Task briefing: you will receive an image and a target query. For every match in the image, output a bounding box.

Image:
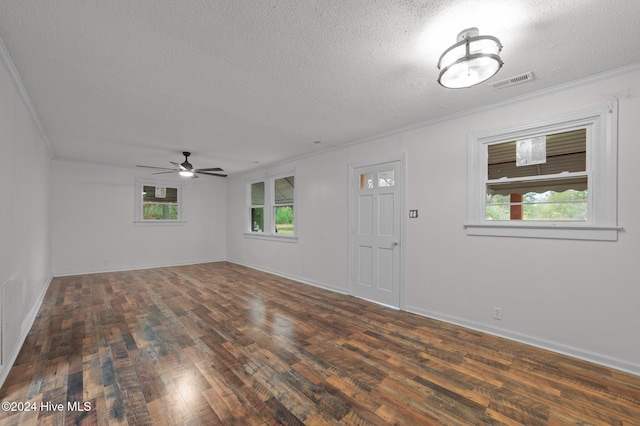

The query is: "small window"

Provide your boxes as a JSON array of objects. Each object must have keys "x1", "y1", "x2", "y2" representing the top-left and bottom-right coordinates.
[
  {"x1": 466, "y1": 101, "x2": 619, "y2": 240},
  {"x1": 135, "y1": 179, "x2": 184, "y2": 224},
  {"x1": 142, "y1": 185, "x2": 179, "y2": 220}
]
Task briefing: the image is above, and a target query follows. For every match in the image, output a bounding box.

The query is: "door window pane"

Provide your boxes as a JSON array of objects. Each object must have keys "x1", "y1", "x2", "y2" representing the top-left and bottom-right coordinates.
[
  {"x1": 378, "y1": 170, "x2": 395, "y2": 187},
  {"x1": 360, "y1": 173, "x2": 373, "y2": 189}
]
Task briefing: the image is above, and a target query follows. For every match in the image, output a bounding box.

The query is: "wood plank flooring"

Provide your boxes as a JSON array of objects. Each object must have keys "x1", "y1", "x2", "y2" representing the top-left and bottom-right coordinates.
[{"x1": 1, "y1": 262, "x2": 639, "y2": 425}]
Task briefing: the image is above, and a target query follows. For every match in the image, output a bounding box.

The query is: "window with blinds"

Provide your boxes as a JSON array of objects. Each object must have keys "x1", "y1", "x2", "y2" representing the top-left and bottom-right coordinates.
[
  {"x1": 466, "y1": 101, "x2": 618, "y2": 240},
  {"x1": 134, "y1": 179, "x2": 184, "y2": 225},
  {"x1": 486, "y1": 129, "x2": 588, "y2": 221},
  {"x1": 247, "y1": 173, "x2": 296, "y2": 237},
  {"x1": 142, "y1": 185, "x2": 180, "y2": 220},
  {"x1": 250, "y1": 181, "x2": 265, "y2": 232}
]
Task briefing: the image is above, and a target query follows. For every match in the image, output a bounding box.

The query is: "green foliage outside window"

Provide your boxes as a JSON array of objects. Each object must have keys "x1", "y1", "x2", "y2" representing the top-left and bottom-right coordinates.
[
  {"x1": 486, "y1": 190, "x2": 587, "y2": 221},
  {"x1": 275, "y1": 206, "x2": 294, "y2": 234},
  {"x1": 251, "y1": 207, "x2": 264, "y2": 232},
  {"x1": 143, "y1": 204, "x2": 179, "y2": 220}
]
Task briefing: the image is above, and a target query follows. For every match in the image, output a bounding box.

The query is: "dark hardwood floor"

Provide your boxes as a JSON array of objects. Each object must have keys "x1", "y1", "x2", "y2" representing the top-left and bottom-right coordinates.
[{"x1": 1, "y1": 262, "x2": 639, "y2": 425}]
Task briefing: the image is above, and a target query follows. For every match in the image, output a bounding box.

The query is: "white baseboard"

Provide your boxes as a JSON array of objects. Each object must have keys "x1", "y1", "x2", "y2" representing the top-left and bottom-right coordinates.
[
  {"x1": 226, "y1": 259, "x2": 348, "y2": 295},
  {"x1": 53, "y1": 258, "x2": 226, "y2": 277},
  {"x1": 405, "y1": 305, "x2": 640, "y2": 377},
  {"x1": 227, "y1": 260, "x2": 639, "y2": 376},
  {"x1": 0, "y1": 274, "x2": 53, "y2": 388}
]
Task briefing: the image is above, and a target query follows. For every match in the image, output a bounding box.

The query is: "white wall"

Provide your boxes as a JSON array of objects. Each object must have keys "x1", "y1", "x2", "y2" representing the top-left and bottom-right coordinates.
[
  {"x1": 0, "y1": 55, "x2": 52, "y2": 383},
  {"x1": 227, "y1": 66, "x2": 640, "y2": 374},
  {"x1": 227, "y1": 155, "x2": 349, "y2": 293},
  {"x1": 51, "y1": 161, "x2": 227, "y2": 275}
]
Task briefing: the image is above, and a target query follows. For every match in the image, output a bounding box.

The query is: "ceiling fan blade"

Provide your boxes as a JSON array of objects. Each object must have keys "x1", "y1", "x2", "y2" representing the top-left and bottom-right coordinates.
[
  {"x1": 169, "y1": 161, "x2": 186, "y2": 170},
  {"x1": 152, "y1": 170, "x2": 177, "y2": 175},
  {"x1": 197, "y1": 171, "x2": 228, "y2": 177},
  {"x1": 136, "y1": 165, "x2": 176, "y2": 171},
  {"x1": 195, "y1": 167, "x2": 224, "y2": 172}
]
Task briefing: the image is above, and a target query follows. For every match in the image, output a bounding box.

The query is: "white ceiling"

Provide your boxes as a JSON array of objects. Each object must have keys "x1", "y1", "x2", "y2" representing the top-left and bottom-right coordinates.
[{"x1": 1, "y1": 0, "x2": 639, "y2": 175}]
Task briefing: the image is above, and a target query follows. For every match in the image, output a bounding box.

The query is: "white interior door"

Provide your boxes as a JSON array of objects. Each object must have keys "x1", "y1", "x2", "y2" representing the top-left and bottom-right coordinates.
[{"x1": 350, "y1": 160, "x2": 402, "y2": 308}]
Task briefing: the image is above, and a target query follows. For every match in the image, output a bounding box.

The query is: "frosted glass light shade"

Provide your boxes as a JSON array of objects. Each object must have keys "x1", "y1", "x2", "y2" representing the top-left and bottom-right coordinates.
[{"x1": 437, "y1": 28, "x2": 503, "y2": 89}]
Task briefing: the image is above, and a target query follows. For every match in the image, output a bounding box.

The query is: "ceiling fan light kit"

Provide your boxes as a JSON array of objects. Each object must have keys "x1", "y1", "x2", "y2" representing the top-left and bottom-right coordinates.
[
  {"x1": 176, "y1": 152, "x2": 196, "y2": 177},
  {"x1": 437, "y1": 27, "x2": 503, "y2": 89}
]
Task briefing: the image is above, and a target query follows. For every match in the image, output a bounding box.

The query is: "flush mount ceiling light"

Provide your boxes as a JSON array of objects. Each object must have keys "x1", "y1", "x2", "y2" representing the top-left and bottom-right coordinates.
[{"x1": 437, "y1": 27, "x2": 503, "y2": 89}]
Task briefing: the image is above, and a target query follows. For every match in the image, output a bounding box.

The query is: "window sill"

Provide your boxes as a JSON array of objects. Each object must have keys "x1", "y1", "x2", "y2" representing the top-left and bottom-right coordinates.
[
  {"x1": 134, "y1": 220, "x2": 186, "y2": 226},
  {"x1": 464, "y1": 223, "x2": 621, "y2": 241},
  {"x1": 243, "y1": 233, "x2": 298, "y2": 243}
]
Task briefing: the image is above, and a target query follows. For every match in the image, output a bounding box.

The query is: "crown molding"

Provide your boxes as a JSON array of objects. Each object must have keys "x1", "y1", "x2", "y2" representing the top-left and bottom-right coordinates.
[{"x1": 0, "y1": 36, "x2": 54, "y2": 158}]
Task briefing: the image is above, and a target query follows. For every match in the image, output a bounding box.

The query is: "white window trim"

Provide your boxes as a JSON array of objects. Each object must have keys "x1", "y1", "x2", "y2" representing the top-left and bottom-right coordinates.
[
  {"x1": 465, "y1": 100, "x2": 620, "y2": 241},
  {"x1": 244, "y1": 170, "x2": 297, "y2": 241},
  {"x1": 134, "y1": 178, "x2": 185, "y2": 225}
]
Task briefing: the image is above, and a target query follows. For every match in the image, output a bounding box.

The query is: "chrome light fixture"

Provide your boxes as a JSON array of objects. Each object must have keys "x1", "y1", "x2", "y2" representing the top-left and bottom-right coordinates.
[{"x1": 437, "y1": 27, "x2": 503, "y2": 89}]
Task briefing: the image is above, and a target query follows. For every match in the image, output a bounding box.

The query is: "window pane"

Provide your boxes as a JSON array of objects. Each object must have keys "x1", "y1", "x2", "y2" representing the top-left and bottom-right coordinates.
[
  {"x1": 143, "y1": 185, "x2": 178, "y2": 203},
  {"x1": 251, "y1": 207, "x2": 264, "y2": 232},
  {"x1": 143, "y1": 203, "x2": 178, "y2": 220},
  {"x1": 251, "y1": 182, "x2": 265, "y2": 205},
  {"x1": 486, "y1": 189, "x2": 588, "y2": 221},
  {"x1": 275, "y1": 205, "x2": 294, "y2": 234},
  {"x1": 360, "y1": 173, "x2": 373, "y2": 189},
  {"x1": 485, "y1": 199, "x2": 511, "y2": 220},
  {"x1": 378, "y1": 170, "x2": 395, "y2": 187},
  {"x1": 275, "y1": 176, "x2": 294, "y2": 204},
  {"x1": 488, "y1": 129, "x2": 586, "y2": 180}
]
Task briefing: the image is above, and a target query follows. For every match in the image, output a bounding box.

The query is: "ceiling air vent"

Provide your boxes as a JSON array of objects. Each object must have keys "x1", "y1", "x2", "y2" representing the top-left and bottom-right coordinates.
[{"x1": 489, "y1": 71, "x2": 535, "y2": 89}]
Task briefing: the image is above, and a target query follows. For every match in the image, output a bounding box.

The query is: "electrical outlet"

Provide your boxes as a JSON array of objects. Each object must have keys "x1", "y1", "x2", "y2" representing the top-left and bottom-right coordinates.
[{"x1": 493, "y1": 306, "x2": 503, "y2": 320}]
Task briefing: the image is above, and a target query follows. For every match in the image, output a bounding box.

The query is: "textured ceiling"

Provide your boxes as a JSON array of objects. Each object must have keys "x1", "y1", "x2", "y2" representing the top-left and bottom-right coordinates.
[{"x1": 1, "y1": 0, "x2": 639, "y2": 174}]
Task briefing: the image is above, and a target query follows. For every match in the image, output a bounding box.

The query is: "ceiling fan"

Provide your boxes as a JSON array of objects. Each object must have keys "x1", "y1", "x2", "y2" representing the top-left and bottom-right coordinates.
[{"x1": 137, "y1": 152, "x2": 227, "y2": 178}]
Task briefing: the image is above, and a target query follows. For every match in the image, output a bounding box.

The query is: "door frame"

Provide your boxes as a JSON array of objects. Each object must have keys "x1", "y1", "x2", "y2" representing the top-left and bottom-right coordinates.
[{"x1": 347, "y1": 153, "x2": 407, "y2": 310}]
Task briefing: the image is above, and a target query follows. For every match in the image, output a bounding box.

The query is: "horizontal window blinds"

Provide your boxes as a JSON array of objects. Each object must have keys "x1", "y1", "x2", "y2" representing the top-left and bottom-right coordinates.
[
  {"x1": 487, "y1": 129, "x2": 587, "y2": 195},
  {"x1": 251, "y1": 182, "x2": 265, "y2": 205},
  {"x1": 488, "y1": 129, "x2": 586, "y2": 179}
]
